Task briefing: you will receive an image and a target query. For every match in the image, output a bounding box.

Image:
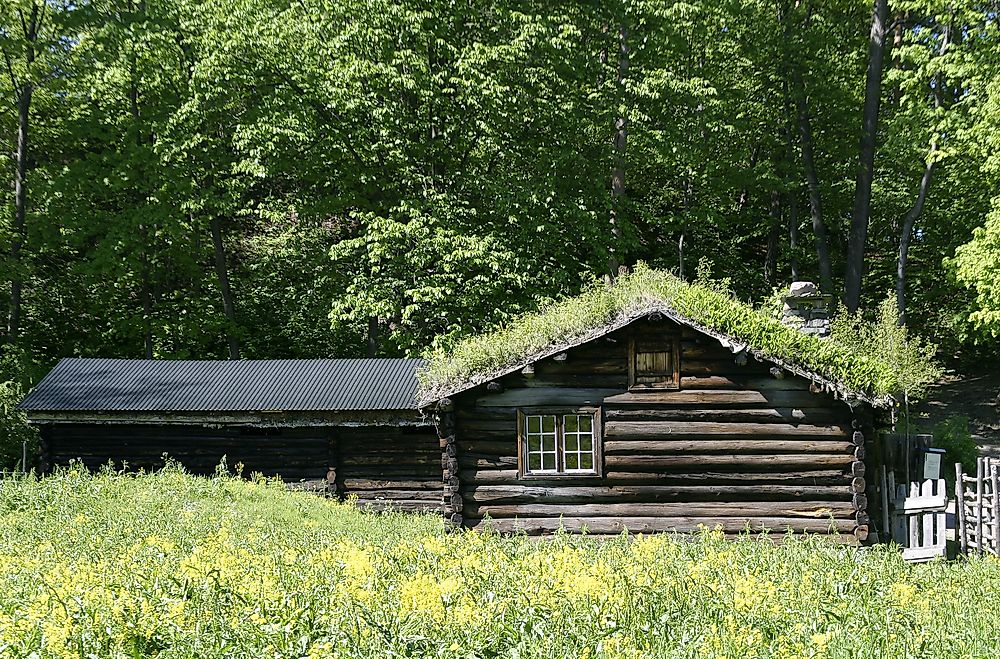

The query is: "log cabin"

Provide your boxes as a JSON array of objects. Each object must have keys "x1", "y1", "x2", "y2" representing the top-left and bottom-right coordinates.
[
  {"x1": 418, "y1": 276, "x2": 895, "y2": 545},
  {"x1": 18, "y1": 358, "x2": 442, "y2": 511},
  {"x1": 19, "y1": 271, "x2": 901, "y2": 544}
]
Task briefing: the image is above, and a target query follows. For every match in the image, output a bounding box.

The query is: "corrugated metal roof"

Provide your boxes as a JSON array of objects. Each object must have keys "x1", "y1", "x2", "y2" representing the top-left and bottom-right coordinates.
[{"x1": 18, "y1": 358, "x2": 426, "y2": 412}]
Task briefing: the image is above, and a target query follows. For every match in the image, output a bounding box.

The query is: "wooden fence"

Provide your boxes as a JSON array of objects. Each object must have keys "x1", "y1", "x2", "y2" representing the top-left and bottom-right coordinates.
[
  {"x1": 956, "y1": 456, "x2": 1000, "y2": 556},
  {"x1": 885, "y1": 469, "x2": 948, "y2": 562}
]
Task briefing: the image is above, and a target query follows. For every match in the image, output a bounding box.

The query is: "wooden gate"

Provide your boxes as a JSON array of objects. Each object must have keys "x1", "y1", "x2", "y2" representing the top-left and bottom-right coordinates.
[
  {"x1": 888, "y1": 474, "x2": 948, "y2": 562},
  {"x1": 955, "y1": 457, "x2": 1000, "y2": 556}
]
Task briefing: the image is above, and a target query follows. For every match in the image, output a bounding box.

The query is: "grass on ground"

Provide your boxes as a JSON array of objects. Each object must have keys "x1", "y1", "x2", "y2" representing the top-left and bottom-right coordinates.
[{"x1": 0, "y1": 466, "x2": 998, "y2": 658}]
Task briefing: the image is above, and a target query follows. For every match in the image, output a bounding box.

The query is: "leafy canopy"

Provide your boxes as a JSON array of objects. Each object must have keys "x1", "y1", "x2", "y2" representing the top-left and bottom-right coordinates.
[{"x1": 419, "y1": 264, "x2": 940, "y2": 405}]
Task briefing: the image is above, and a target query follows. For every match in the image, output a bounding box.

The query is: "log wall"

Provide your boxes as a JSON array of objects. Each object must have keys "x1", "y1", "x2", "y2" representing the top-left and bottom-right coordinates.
[
  {"x1": 452, "y1": 317, "x2": 869, "y2": 543},
  {"x1": 41, "y1": 422, "x2": 443, "y2": 511},
  {"x1": 337, "y1": 425, "x2": 443, "y2": 511}
]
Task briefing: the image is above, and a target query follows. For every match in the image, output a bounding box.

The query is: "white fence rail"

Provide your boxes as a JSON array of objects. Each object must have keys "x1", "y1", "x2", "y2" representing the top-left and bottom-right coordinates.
[{"x1": 889, "y1": 475, "x2": 948, "y2": 562}]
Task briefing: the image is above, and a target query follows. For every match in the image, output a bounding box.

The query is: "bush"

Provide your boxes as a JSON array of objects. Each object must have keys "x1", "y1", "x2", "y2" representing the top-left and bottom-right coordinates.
[
  {"x1": 933, "y1": 415, "x2": 979, "y2": 478},
  {"x1": 0, "y1": 380, "x2": 37, "y2": 471}
]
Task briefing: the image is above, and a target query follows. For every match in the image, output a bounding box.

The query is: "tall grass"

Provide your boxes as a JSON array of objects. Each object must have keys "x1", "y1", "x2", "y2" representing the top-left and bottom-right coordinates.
[
  {"x1": 418, "y1": 264, "x2": 938, "y2": 405},
  {"x1": 0, "y1": 466, "x2": 997, "y2": 658}
]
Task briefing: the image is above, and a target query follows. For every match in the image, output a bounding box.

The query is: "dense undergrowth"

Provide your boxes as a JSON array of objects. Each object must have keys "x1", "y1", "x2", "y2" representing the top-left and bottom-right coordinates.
[
  {"x1": 0, "y1": 466, "x2": 997, "y2": 658},
  {"x1": 419, "y1": 264, "x2": 940, "y2": 405}
]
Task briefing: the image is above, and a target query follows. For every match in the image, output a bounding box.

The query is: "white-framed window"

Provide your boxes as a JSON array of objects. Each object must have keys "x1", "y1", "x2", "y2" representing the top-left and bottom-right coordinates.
[{"x1": 518, "y1": 409, "x2": 600, "y2": 477}]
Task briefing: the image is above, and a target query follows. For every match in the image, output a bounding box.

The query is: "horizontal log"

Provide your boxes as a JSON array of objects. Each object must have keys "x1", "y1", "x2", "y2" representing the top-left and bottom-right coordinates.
[
  {"x1": 468, "y1": 500, "x2": 856, "y2": 519},
  {"x1": 471, "y1": 516, "x2": 857, "y2": 535},
  {"x1": 604, "y1": 454, "x2": 855, "y2": 471},
  {"x1": 603, "y1": 440, "x2": 855, "y2": 455},
  {"x1": 337, "y1": 467, "x2": 442, "y2": 478},
  {"x1": 476, "y1": 388, "x2": 622, "y2": 407},
  {"x1": 603, "y1": 407, "x2": 844, "y2": 425},
  {"x1": 604, "y1": 421, "x2": 847, "y2": 439},
  {"x1": 340, "y1": 455, "x2": 441, "y2": 466},
  {"x1": 602, "y1": 390, "x2": 837, "y2": 408},
  {"x1": 459, "y1": 468, "x2": 853, "y2": 486},
  {"x1": 458, "y1": 454, "x2": 518, "y2": 469},
  {"x1": 678, "y1": 376, "x2": 811, "y2": 390},
  {"x1": 342, "y1": 478, "x2": 443, "y2": 491},
  {"x1": 343, "y1": 489, "x2": 442, "y2": 501},
  {"x1": 464, "y1": 484, "x2": 856, "y2": 505},
  {"x1": 458, "y1": 440, "x2": 515, "y2": 455},
  {"x1": 681, "y1": 362, "x2": 771, "y2": 377},
  {"x1": 513, "y1": 375, "x2": 629, "y2": 389},
  {"x1": 353, "y1": 500, "x2": 442, "y2": 511}
]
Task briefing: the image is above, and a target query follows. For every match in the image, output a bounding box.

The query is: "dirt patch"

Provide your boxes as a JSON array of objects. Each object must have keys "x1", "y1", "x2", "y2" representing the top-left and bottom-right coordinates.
[{"x1": 914, "y1": 368, "x2": 1000, "y2": 455}]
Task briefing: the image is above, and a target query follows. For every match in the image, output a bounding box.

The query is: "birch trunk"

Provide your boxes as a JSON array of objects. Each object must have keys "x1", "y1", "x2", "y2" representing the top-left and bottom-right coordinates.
[{"x1": 608, "y1": 21, "x2": 628, "y2": 278}]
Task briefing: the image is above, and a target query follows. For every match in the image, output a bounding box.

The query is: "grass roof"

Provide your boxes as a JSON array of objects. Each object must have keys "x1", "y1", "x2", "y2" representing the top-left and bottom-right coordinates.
[{"x1": 417, "y1": 264, "x2": 938, "y2": 407}]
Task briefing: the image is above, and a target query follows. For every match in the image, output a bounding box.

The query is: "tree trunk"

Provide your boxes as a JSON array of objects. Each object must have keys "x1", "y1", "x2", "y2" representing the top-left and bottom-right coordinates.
[
  {"x1": 788, "y1": 197, "x2": 800, "y2": 281},
  {"x1": 792, "y1": 69, "x2": 834, "y2": 294},
  {"x1": 209, "y1": 216, "x2": 240, "y2": 359},
  {"x1": 897, "y1": 20, "x2": 949, "y2": 326},
  {"x1": 765, "y1": 192, "x2": 781, "y2": 287},
  {"x1": 608, "y1": 21, "x2": 628, "y2": 279},
  {"x1": 130, "y1": 24, "x2": 154, "y2": 359},
  {"x1": 845, "y1": 0, "x2": 890, "y2": 313},
  {"x1": 6, "y1": 2, "x2": 43, "y2": 343},
  {"x1": 9, "y1": 79, "x2": 32, "y2": 342},
  {"x1": 896, "y1": 156, "x2": 936, "y2": 326},
  {"x1": 366, "y1": 316, "x2": 379, "y2": 358}
]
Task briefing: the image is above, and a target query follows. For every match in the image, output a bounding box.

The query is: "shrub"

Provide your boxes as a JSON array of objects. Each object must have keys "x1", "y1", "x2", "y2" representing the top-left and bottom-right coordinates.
[
  {"x1": 933, "y1": 415, "x2": 979, "y2": 477},
  {"x1": 0, "y1": 380, "x2": 37, "y2": 471}
]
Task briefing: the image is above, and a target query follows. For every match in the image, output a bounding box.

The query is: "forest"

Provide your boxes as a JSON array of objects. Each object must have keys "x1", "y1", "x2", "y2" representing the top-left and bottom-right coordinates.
[{"x1": 2, "y1": 0, "x2": 999, "y2": 398}]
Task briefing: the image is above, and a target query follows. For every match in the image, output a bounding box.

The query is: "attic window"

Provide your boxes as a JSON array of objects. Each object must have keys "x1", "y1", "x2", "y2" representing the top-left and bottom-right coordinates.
[
  {"x1": 517, "y1": 409, "x2": 601, "y2": 478},
  {"x1": 628, "y1": 337, "x2": 680, "y2": 390}
]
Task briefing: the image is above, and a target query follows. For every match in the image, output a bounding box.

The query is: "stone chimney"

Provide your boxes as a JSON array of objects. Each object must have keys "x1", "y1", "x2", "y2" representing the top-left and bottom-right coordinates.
[{"x1": 781, "y1": 281, "x2": 832, "y2": 338}]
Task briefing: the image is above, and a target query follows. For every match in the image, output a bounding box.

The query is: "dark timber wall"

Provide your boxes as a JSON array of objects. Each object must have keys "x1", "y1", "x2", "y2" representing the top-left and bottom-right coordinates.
[
  {"x1": 448, "y1": 317, "x2": 870, "y2": 543},
  {"x1": 41, "y1": 422, "x2": 442, "y2": 512}
]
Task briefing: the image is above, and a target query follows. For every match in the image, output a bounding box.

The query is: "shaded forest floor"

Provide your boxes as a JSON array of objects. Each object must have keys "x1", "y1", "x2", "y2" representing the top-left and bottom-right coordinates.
[{"x1": 916, "y1": 367, "x2": 1000, "y2": 456}]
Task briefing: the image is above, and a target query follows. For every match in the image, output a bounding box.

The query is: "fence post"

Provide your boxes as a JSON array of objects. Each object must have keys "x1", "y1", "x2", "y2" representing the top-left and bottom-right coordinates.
[
  {"x1": 956, "y1": 462, "x2": 968, "y2": 555},
  {"x1": 992, "y1": 463, "x2": 1000, "y2": 556},
  {"x1": 977, "y1": 458, "x2": 985, "y2": 554}
]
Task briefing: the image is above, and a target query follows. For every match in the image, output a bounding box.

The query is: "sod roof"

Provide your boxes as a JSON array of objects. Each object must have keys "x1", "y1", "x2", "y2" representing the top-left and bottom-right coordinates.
[{"x1": 417, "y1": 266, "x2": 912, "y2": 409}]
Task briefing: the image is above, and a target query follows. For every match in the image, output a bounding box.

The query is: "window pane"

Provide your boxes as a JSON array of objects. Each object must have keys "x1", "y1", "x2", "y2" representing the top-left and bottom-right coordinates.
[
  {"x1": 579, "y1": 416, "x2": 592, "y2": 432},
  {"x1": 528, "y1": 436, "x2": 541, "y2": 453},
  {"x1": 542, "y1": 415, "x2": 556, "y2": 433},
  {"x1": 565, "y1": 415, "x2": 578, "y2": 433},
  {"x1": 564, "y1": 432, "x2": 580, "y2": 453},
  {"x1": 542, "y1": 452, "x2": 555, "y2": 471},
  {"x1": 580, "y1": 435, "x2": 593, "y2": 452},
  {"x1": 580, "y1": 453, "x2": 593, "y2": 470},
  {"x1": 527, "y1": 416, "x2": 540, "y2": 433},
  {"x1": 565, "y1": 454, "x2": 579, "y2": 470},
  {"x1": 529, "y1": 454, "x2": 541, "y2": 471}
]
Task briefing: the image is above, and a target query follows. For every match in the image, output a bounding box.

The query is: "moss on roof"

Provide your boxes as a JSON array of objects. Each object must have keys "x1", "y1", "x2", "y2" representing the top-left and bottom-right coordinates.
[{"x1": 417, "y1": 265, "x2": 937, "y2": 407}]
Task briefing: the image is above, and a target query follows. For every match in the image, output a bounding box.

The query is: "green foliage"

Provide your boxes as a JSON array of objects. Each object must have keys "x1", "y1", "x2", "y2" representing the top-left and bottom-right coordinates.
[
  {"x1": 0, "y1": 380, "x2": 36, "y2": 470},
  {"x1": 932, "y1": 415, "x2": 979, "y2": 477},
  {"x1": 950, "y1": 206, "x2": 1000, "y2": 338},
  {"x1": 2, "y1": 467, "x2": 1000, "y2": 657},
  {"x1": 830, "y1": 296, "x2": 943, "y2": 402},
  {"x1": 420, "y1": 264, "x2": 941, "y2": 404},
  {"x1": 0, "y1": 0, "x2": 998, "y2": 393}
]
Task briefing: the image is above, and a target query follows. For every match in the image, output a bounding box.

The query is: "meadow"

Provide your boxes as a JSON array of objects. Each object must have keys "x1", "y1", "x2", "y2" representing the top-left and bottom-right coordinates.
[{"x1": 0, "y1": 466, "x2": 998, "y2": 658}]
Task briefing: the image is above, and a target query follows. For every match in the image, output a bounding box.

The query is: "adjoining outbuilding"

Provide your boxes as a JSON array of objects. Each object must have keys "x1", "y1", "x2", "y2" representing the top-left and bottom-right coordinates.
[
  {"x1": 19, "y1": 358, "x2": 441, "y2": 510},
  {"x1": 20, "y1": 267, "x2": 919, "y2": 544}
]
